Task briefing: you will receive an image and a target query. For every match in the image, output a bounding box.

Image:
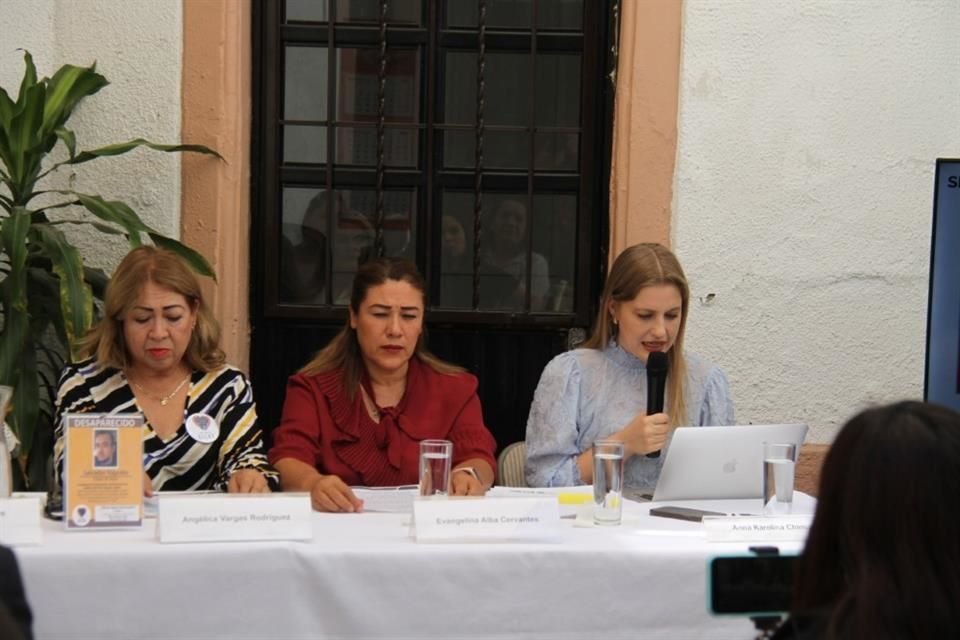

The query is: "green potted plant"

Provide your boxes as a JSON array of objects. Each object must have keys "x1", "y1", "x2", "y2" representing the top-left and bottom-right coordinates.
[{"x1": 0, "y1": 50, "x2": 220, "y2": 489}]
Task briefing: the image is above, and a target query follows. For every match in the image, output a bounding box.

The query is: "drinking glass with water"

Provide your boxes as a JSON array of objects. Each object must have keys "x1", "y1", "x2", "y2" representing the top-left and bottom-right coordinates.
[
  {"x1": 419, "y1": 439, "x2": 453, "y2": 497},
  {"x1": 593, "y1": 440, "x2": 625, "y2": 525},
  {"x1": 762, "y1": 442, "x2": 797, "y2": 513}
]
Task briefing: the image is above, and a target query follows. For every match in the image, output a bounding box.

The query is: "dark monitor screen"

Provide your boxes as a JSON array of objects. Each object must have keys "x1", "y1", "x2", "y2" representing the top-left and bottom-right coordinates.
[
  {"x1": 709, "y1": 554, "x2": 798, "y2": 616},
  {"x1": 926, "y1": 159, "x2": 960, "y2": 411}
]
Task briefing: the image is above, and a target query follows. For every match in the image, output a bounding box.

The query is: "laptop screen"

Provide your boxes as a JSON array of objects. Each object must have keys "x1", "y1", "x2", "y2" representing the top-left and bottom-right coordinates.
[{"x1": 652, "y1": 424, "x2": 808, "y2": 502}]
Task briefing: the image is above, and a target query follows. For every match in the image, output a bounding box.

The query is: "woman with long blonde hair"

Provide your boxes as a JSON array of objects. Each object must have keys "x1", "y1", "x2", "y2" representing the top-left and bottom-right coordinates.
[{"x1": 525, "y1": 243, "x2": 734, "y2": 489}]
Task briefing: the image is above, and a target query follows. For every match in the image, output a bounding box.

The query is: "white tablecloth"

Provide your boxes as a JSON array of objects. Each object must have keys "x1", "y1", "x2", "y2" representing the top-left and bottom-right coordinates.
[{"x1": 14, "y1": 496, "x2": 813, "y2": 640}]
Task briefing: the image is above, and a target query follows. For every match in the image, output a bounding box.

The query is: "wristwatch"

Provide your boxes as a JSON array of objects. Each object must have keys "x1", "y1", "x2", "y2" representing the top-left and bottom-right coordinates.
[{"x1": 452, "y1": 466, "x2": 481, "y2": 483}]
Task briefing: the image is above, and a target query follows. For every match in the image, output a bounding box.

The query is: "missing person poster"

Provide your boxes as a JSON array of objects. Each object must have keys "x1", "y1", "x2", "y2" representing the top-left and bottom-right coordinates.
[{"x1": 64, "y1": 414, "x2": 144, "y2": 529}]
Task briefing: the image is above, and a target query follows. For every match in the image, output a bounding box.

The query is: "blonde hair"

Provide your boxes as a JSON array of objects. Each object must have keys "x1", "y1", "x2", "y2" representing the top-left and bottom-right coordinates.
[
  {"x1": 77, "y1": 246, "x2": 224, "y2": 371},
  {"x1": 582, "y1": 243, "x2": 690, "y2": 427},
  {"x1": 300, "y1": 257, "x2": 464, "y2": 397}
]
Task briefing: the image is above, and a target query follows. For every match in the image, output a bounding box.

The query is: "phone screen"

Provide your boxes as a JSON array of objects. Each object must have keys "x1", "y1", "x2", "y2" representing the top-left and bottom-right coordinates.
[{"x1": 708, "y1": 554, "x2": 798, "y2": 615}]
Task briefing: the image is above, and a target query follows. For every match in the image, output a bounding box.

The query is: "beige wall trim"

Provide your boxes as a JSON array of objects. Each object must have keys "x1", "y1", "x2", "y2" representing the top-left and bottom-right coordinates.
[
  {"x1": 181, "y1": 0, "x2": 252, "y2": 371},
  {"x1": 609, "y1": 0, "x2": 682, "y2": 257}
]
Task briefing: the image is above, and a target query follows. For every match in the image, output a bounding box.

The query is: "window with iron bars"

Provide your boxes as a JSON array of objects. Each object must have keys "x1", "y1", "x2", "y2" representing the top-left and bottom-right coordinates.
[{"x1": 255, "y1": 0, "x2": 610, "y2": 326}]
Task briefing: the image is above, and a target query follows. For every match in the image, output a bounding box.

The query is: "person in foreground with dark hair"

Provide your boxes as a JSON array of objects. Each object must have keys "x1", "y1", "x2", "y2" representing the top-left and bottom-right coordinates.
[
  {"x1": 269, "y1": 257, "x2": 497, "y2": 512},
  {"x1": 772, "y1": 400, "x2": 960, "y2": 639},
  {"x1": 0, "y1": 545, "x2": 33, "y2": 640}
]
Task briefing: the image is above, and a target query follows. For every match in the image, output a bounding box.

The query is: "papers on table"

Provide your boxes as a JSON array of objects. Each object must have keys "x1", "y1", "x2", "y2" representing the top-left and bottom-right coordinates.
[
  {"x1": 488, "y1": 485, "x2": 594, "y2": 518},
  {"x1": 353, "y1": 485, "x2": 419, "y2": 513}
]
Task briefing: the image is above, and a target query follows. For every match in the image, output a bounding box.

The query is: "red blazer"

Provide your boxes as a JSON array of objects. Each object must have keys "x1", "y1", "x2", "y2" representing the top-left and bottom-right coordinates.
[{"x1": 269, "y1": 358, "x2": 497, "y2": 486}]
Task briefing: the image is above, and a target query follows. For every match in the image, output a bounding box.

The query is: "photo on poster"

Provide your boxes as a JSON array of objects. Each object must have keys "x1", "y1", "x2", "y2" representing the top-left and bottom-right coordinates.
[{"x1": 93, "y1": 429, "x2": 118, "y2": 468}]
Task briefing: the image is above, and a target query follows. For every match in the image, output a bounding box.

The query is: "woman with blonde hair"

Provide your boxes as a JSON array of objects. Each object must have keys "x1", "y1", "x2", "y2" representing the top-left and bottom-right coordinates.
[
  {"x1": 53, "y1": 246, "x2": 277, "y2": 493},
  {"x1": 525, "y1": 243, "x2": 734, "y2": 489},
  {"x1": 269, "y1": 257, "x2": 497, "y2": 512}
]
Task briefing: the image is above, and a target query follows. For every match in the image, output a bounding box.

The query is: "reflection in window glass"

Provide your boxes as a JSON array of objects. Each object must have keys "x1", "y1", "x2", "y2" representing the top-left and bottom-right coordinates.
[
  {"x1": 336, "y1": 49, "x2": 420, "y2": 124},
  {"x1": 532, "y1": 194, "x2": 577, "y2": 312},
  {"x1": 443, "y1": 53, "x2": 531, "y2": 127},
  {"x1": 446, "y1": 0, "x2": 532, "y2": 29},
  {"x1": 439, "y1": 192, "x2": 476, "y2": 309},
  {"x1": 479, "y1": 196, "x2": 550, "y2": 311},
  {"x1": 329, "y1": 189, "x2": 418, "y2": 305},
  {"x1": 440, "y1": 193, "x2": 551, "y2": 312},
  {"x1": 442, "y1": 129, "x2": 529, "y2": 170},
  {"x1": 439, "y1": 191, "x2": 556, "y2": 311},
  {"x1": 484, "y1": 54, "x2": 531, "y2": 126},
  {"x1": 442, "y1": 52, "x2": 477, "y2": 125},
  {"x1": 280, "y1": 188, "x2": 330, "y2": 305},
  {"x1": 537, "y1": 0, "x2": 583, "y2": 30},
  {"x1": 534, "y1": 132, "x2": 578, "y2": 171},
  {"x1": 535, "y1": 54, "x2": 581, "y2": 127},
  {"x1": 284, "y1": 126, "x2": 327, "y2": 164},
  {"x1": 336, "y1": 127, "x2": 418, "y2": 167},
  {"x1": 446, "y1": 0, "x2": 583, "y2": 30},
  {"x1": 286, "y1": 0, "x2": 328, "y2": 23},
  {"x1": 285, "y1": 47, "x2": 329, "y2": 121},
  {"x1": 336, "y1": 0, "x2": 421, "y2": 25}
]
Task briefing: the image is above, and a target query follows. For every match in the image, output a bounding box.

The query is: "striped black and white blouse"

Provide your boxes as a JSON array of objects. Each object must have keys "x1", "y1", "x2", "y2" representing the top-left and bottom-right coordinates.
[{"x1": 53, "y1": 359, "x2": 279, "y2": 491}]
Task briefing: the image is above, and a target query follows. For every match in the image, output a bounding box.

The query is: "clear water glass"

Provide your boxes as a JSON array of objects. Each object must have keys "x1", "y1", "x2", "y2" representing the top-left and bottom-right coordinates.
[
  {"x1": 593, "y1": 440, "x2": 625, "y2": 525},
  {"x1": 763, "y1": 442, "x2": 797, "y2": 513},
  {"x1": 419, "y1": 439, "x2": 453, "y2": 497}
]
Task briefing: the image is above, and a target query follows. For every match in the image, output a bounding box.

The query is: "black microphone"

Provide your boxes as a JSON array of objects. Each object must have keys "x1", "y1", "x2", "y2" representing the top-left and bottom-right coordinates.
[{"x1": 645, "y1": 351, "x2": 669, "y2": 459}]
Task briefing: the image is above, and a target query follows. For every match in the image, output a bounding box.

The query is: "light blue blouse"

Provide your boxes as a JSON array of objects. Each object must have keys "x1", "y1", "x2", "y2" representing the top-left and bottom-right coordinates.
[{"x1": 524, "y1": 341, "x2": 735, "y2": 489}]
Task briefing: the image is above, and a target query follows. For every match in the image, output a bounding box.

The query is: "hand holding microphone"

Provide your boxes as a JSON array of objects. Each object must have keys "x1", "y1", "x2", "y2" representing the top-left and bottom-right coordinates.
[
  {"x1": 609, "y1": 351, "x2": 670, "y2": 458},
  {"x1": 645, "y1": 351, "x2": 669, "y2": 458}
]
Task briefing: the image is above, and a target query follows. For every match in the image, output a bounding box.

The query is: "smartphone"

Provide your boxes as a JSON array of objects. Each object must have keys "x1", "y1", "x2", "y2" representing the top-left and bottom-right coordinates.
[
  {"x1": 708, "y1": 554, "x2": 799, "y2": 616},
  {"x1": 649, "y1": 505, "x2": 725, "y2": 522}
]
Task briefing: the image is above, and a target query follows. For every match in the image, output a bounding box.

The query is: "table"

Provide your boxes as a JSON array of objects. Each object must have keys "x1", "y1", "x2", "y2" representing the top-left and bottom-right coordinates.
[{"x1": 14, "y1": 496, "x2": 812, "y2": 640}]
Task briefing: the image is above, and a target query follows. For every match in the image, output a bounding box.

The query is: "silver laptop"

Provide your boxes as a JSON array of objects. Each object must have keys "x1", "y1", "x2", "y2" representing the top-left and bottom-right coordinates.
[{"x1": 651, "y1": 424, "x2": 808, "y2": 501}]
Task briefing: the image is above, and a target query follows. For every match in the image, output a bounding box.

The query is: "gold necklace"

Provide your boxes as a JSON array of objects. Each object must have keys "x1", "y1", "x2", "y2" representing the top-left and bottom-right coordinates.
[{"x1": 130, "y1": 374, "x2": 191, "y2": 406}]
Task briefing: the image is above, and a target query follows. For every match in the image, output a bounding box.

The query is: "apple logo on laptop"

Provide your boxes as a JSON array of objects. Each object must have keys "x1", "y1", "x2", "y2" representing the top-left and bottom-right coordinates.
[{"x1": 722, "y1": 459, "x2": 738, "y2": 473}]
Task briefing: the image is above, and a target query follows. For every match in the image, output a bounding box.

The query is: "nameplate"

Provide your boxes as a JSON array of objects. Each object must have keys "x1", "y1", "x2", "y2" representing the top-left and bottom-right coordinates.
[
  {"x1": 414, "y1": 496, "x2": 560, "y2": 543},
  {"x1": 703, "y1": 514, "x2": 813, "y2": 542},
  {"x1": 0, "y1": 496, "x2": 43, "y2": 546},
  {"x1": 157, "y1": 493, "x2": 312, "y2": 543}
]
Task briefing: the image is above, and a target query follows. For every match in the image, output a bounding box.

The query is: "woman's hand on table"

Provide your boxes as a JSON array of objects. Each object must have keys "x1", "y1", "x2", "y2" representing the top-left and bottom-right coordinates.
[
  {"x1": 143, "y1": 472, "x2": 154, "y2": 497},
  {"x1": 309, "y1": 474, "x2": 364, "y2": 513},
  {"x1": 228, "y1": 468, "x2": 272, "y2": 493},
  {"x1": 450, "y1": 467, "x2": 488, "y2": 496}
]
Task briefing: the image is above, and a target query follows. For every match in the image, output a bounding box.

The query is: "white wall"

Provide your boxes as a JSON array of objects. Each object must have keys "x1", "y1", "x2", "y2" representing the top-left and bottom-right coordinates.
[
  {"x1": 675, "y1": 1, "x2": 960, "y2": 441},
  {"x1": 0, "y1": 0, "x2": 182, "y2": 273}
]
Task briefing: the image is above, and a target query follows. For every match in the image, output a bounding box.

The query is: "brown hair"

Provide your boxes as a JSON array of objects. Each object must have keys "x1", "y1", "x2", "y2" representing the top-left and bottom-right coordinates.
[
  {"x1": 299, "y1": 257, "x2": 464, "y2": 396},
  {"x1": 582, "y1": 243, "x2": 689, "y2": 427},
  {"x1": 76, "y1": 246, "x2": 224, "y2": 371}
]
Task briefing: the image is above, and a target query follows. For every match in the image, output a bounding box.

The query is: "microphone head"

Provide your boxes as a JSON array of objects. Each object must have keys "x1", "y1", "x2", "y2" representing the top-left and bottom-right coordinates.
[{"x1": 646, "y1": 350, "x2": 669, "y2": 375}]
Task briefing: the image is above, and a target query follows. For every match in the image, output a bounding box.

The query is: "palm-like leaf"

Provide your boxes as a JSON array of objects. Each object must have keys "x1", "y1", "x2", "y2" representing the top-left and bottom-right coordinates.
[{"x1": 0, "y1": 51, "x2": 220, "y2": 488}]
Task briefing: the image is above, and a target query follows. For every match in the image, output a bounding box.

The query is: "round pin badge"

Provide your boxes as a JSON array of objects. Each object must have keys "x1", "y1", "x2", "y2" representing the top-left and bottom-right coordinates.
[{"x1": 186, "y1": 413, "x2": 219, "y2": 443}]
